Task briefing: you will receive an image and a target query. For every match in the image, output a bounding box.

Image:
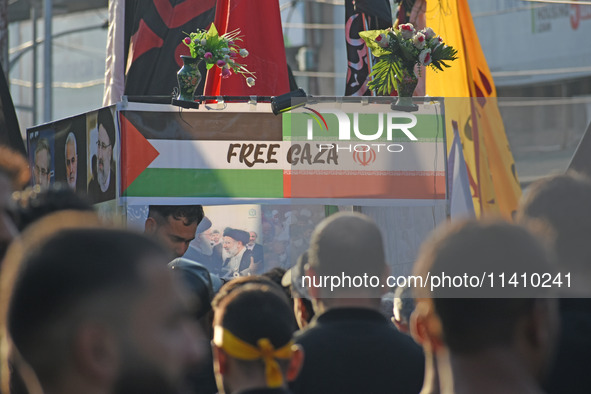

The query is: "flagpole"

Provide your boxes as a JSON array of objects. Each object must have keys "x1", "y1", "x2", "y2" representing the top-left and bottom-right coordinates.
[{"x1": 43, "y1": 0, "x2": 52, "y2": 122}]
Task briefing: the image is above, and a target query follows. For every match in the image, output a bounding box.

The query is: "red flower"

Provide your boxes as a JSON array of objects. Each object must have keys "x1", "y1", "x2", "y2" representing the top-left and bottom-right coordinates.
[{"x1": 184, "y1": 37, "x2": 191, "y2": 45}]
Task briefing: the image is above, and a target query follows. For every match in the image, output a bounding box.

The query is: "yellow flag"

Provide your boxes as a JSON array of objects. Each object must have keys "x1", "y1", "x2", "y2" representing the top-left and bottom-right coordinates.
[{"x1": 426, "y1": 0, "x2": 521, "y2": 218}]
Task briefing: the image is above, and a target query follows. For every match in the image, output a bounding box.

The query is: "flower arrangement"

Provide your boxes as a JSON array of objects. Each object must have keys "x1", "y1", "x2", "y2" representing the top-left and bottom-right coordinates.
[
  {"x1": 183, "y1": 23, "x2": 255, "y2": 87},
  {"x1": 359, "y1": 23, "x2": 457, "y2": 95}
]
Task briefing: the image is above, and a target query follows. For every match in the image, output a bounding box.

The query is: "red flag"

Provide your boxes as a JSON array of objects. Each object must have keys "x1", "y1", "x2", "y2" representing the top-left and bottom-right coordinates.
[{"x1": 204, "y1": 0, "x2": 289, "y2": 96}]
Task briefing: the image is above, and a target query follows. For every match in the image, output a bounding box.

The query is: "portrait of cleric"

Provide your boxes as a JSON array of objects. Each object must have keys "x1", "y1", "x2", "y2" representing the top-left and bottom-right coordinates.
[
  {"x1": 87, "y1": 107, "x2": 117, "y2": 204},
  {"x1": 54, "y1": 115, "x2": 86, "y2": 193}
]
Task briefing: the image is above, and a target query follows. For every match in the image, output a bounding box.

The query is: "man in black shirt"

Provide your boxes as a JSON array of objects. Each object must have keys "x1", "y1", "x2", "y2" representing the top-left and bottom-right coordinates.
[{"x1": 290, "y1": 212, "x2": 424, "y2": 394}]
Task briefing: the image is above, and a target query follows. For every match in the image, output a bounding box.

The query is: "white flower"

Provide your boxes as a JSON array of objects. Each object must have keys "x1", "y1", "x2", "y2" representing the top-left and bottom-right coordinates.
[
  {"x1": 224, "y1": 54, "x2": 230, "y2": 61},
  {"x1": 419, "y1": 48, "x2": 432, "y2": 66},
  {"x1": 398, "y1": 23, "x2": 415, "y2": 40},
  {"x1": 246, "y1": 77, "x2": 255, "y2": 87},
  {"x1": 413, "y1": 32, "x2": 426, "y2": 49},
  {"x1": 433, "y1": 36, "x2": 444, "y2": 48},
  {"x1": 200, "y1": 39, "x2": 207, "y2": 46},
  {"x1": 221, "y1": 47, "x2": 230, "y2": 54},
  {"x1": 422, "y1": 27, "x2": 436, "y2": 40},
  {"x1": 375, "y1": 33, "x2": 389, "y2": 48},
  {"x1": 240, "y1": 48, "x2": 249, "y2": 57}
]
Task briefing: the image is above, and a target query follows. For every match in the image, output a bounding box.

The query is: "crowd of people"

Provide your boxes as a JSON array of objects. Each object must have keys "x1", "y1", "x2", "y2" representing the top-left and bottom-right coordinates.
[{"x1": 0, "y1": 143, "x2": 590, "y2": 394}]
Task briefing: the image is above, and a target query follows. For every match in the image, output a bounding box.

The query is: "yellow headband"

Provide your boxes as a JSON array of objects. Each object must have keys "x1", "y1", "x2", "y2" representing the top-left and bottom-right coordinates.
[{"x1": 213, "y1": 326, "x2": 294, "y2": 388}]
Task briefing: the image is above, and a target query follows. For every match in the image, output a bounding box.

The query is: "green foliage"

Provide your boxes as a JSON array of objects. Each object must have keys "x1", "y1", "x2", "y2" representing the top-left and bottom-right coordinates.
[
  {"x1": 360, "y1": 23, "x2": 458, "y2": 95},
  {"x1": 182, "y1": 23, "x2": 255, "y2": 84}
]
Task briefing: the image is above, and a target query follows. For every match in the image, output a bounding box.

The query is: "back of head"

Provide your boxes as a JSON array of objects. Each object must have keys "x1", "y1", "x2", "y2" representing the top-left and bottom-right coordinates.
[
  {"x1": 517, "y1": 172, "x2": 591, "y2": 293},
  {"x1": 309, "y1": 212, "x2": 385, "y2": 277},
  {"x1": 169, "y1": 258, "x2": 214, "y2": 320},
  {"x1": 213, "y1": 284, "x2": 297, "y2": 388},
  {"x1": 413, "y1": 219, "x2": 556, "y2": 354},
  {"x1": 148, "y1": 205, "x2": 204, "y2": 226},
  {"x1": 308, "y1": 212, "x2": 385, "y2": 297},
  {"x1": 212, "y1": 275, "x2": 285, "y2": 310},
  {"x1": 7, "y1": 228, "x2": 170, "y2": 386},
  {"x1": 13, "y1": 183, "x2": 93, "y2": 231}
]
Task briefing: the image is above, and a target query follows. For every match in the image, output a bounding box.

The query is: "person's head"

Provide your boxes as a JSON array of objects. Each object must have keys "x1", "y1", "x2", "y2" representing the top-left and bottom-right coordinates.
[
  {"x1": 13, "y1": 183, "x2": 93, "y2": 232},
  {"x1": 248, "y1": 231, "x2": 257, "y2": 246},
  {"x1": 169, "y1": 258, "x2": 215, "y2": 322},
  {"x1": 211, "y1": 229, "x2": 221, "y2": 244},
  {"x1": 307, "y1": 212, "x2": 387, "y2": 300},
  {"x1": 517, "y1": 171, "x2": 591, "y2": 295},
  {"x1": 222, "y1": 228, "x2": 249, "y2": 259},
  {"x1": 411, "y1": 220, "x2": 559, "y2": 383},
  {"x1": 96, "y1": 108, "x2": 115, "y2": 190},
  {"x1": 281, "y1": 252, "x2": 315, "y2": 329},
  {"x1": 212, "y1": 284, "x2": 303, "y2": 394},
  {"x1": 33, "y1": 138, "x2": 51, "y2": 188},
  {"x1": 0, "y1": 146, "x2": 29, "y2": 262},
  {"x1": 145, "y1": 205, "x2": 204, "y2": 258},
  {"x1": 211, "y1": 276, "x2": 284, "y2": 311},
  {"x1": 5, "y1": 228, "x2": 204, "y2": 394},
  {"x1": 64, "y1": 132, "x2": 77, "y2": 189}
]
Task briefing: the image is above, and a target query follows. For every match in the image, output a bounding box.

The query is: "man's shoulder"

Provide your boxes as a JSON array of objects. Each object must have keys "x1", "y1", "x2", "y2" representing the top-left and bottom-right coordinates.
[{"x1": 295, "y1": 308, "x2": 420, "y2": 351}]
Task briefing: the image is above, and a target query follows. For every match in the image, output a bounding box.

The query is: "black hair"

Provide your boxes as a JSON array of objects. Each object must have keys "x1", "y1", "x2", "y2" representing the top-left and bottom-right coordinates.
[
  {"x1": 14, "y1": 183, "x2": 93, "y2": 231},
  {"x1": 212, "y1": 276, "x2": 285, "y2": 310},
  {"x1": 8, "y1": 228, "x2": 170, "y2": 384},
  {"x1": 215, "y1": 284, "x2": 295, "y2": 349},
  {"x1": 148, "y1": 205, "x2": 204, "y2": 226}
]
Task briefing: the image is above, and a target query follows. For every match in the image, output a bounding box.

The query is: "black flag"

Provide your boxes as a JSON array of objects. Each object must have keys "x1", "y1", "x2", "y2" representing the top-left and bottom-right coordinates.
[
  {"x1": 344, "y1": 0, "x2": 392, "y2": 96},
  {"x1": 124, "y1": 0, "x2": 215, "y2": 97}
]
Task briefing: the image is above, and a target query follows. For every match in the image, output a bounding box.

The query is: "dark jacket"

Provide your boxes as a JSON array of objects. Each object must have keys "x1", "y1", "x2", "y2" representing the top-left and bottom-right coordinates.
[{"x1": 290, "y1": 307, "x2": 424, "y2": 394}]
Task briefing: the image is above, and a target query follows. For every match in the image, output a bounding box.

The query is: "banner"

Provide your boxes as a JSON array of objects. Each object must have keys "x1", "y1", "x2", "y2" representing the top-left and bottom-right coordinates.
[
  {"x1": 118, "y1": 101, "x2": 446, "y2": 206},
  {"x1": 426, "y1": 0, "x2": 521, "y2": 218}
]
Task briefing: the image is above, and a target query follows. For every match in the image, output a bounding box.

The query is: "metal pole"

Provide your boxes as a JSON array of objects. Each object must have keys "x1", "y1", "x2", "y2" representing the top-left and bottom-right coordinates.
[
  {"x1": 32, "y1": 2, "x2": 38, "y2": 125},
  {"x1": 43, "y1": 0, "x2": 52, "y2": 122},
  {"x1": 0, "y1": 0, "x2": 8, "y2": 73}
]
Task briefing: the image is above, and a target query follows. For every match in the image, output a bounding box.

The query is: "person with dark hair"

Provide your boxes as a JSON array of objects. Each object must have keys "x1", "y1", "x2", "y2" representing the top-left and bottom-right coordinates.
[
  {"x1": 145, "y1": 204, "x2": 204, "y2": 258},
  {"x1": 212, "y1": 284, "x2": 304, "y2": 394},
  {"x1": 281, "y1": 252, "x2": 315, "y2": 329},
  {"x1": 169, "y1": 257, "x2": 222, "y2": 394},
  {"x1": 88, "y1": 108, "x2": 116, "y2": 203},
  {"x1": 290, "y1": 212, "x2": 424, "y2": 394},
  {"x1": 516, "y1": 172, "x2": 591, "y2": 394},
  {"x1": 13, "y1": 183, "x2": 93, "y2": 231},
  {"x1": 221, "y1": 228, "x2": 258, "y2": 279},
  {"x1": 411, "y1": 219, "x2": 559, "y2": 394},
  {"x1": 0, "y1": 145, "x2": 29, "y2": 262},
  {"x1": 211, "y1": 275, "x2": 285, "y2": 311},
  {"x1": 33, "y1": 138, "x2": 52, "y2": 188},
  {"x1": 2, "y1": 227, "x2": 204, "y2": 394}
]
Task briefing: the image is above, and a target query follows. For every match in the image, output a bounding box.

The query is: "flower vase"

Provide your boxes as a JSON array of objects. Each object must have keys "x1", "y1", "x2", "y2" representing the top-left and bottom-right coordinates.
[
  {"x1": 393, "y1": 68, "x2": 419, "y2": 112},
  {"x1": 176, "y1": 55, "x2": 202, "y2": 101}
]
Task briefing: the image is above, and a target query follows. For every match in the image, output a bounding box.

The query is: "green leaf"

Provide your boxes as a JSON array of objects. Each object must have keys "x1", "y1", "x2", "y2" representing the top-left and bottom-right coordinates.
[{"x1": 359, "y1": 29, "x2": 391, "y2": 58}]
